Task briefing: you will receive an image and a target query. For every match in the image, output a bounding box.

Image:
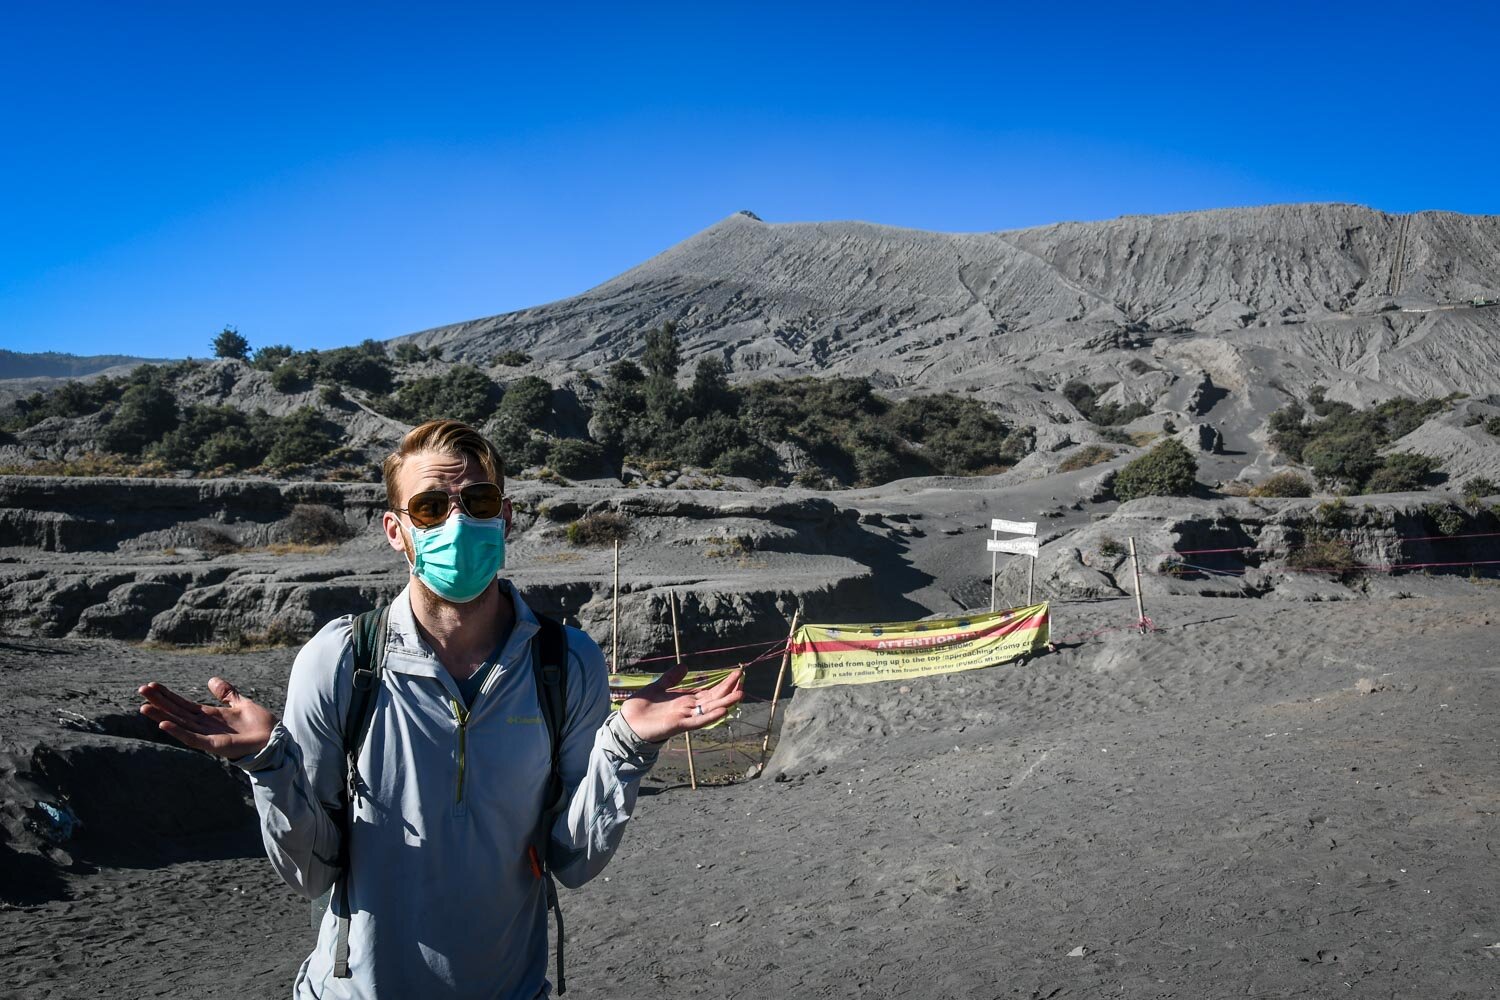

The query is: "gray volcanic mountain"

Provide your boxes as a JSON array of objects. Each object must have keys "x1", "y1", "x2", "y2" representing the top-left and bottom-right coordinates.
[{"x1": 402, "y1": 203, "x2": 1500, "y2": 402}]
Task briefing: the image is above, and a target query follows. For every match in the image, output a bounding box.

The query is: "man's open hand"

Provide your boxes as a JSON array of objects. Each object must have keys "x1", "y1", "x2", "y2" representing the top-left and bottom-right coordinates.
[
  {"x1": 138, "y1": 677, "x2": 278, "y2": 760},
  {"x1": 619, "y1": 665, "x2": 744, "y2": 744}
]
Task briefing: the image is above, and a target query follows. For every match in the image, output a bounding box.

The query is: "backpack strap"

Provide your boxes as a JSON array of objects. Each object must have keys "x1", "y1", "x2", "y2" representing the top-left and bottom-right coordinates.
[
  {"x1": 529, "y1": 612, "x2": 570, "y2": 994},
  {"x1": 331, "y1": 605, "x2": 389, "y2": 979}
]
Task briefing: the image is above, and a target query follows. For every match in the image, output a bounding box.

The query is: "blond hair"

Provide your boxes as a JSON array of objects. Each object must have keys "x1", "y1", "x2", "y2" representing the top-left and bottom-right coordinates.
[{"x1": 383, "y1": 420, "x2": 505, "y2": 508}]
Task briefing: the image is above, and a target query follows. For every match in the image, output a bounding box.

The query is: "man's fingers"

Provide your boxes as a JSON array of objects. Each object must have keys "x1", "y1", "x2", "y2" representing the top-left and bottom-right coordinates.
[
  {"x1": 141, "y1": 700, "x2": 228, "y2": 735},
  {"x1": 696, "y1": 688, "x2": 744, "y2": 716},
  {"x1": 139, "y1": 682, "x2": 207, "y2": 717},
  {"x1": 207, "y1": 676, "x2": 241, "y2": 707},
  {"x1": 703, "y1": 669, "x2": 743, "y2": 698},
  {"x1": 650, "y1": 663, "x2": 688, "y2": 692},
  {"x1": 155, "y1": 719, "x2": 220, "y2": 753}
]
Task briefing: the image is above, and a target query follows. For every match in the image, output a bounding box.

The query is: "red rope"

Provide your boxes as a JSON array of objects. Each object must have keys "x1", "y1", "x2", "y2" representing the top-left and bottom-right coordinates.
[
  {"x1": 1174, "y1": 528, "x2": 1500, "y2": 556},
  {"x1": 625, "y1": 636, "x2": 786, "y2": 667}
]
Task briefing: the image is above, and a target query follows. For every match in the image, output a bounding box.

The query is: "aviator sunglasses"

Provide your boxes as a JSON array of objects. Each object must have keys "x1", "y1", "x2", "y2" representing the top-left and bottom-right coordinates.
[{"x1": 394, "y1": 482, "x2": 505, "y2": 528}]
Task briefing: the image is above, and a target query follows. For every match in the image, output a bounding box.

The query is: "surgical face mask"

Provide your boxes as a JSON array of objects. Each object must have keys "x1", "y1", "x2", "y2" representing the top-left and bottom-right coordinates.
[{"x1": 405, "y1": 511, "x2": 506, "y2": 603}]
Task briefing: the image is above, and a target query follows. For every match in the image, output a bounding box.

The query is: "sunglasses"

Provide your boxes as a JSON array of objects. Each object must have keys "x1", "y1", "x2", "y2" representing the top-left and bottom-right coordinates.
[{"x1": 394, "y1": 482, "x2": 505, "y2": 529}]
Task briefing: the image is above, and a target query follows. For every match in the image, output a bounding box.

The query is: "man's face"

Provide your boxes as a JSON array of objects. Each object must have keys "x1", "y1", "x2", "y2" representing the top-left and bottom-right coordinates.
[{"x1": 381, "y1": 450, "x2": 511, "y2": 564}]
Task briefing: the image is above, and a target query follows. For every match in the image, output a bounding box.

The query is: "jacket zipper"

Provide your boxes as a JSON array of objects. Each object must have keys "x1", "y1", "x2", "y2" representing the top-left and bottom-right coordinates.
[{"x1": 449, "y1": 698, "x2": 469, "y2": 804}]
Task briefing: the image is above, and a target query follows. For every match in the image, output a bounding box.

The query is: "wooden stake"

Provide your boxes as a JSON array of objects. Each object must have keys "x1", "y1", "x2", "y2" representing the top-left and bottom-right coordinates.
[
  {"x1": 611, "y1": 539, "x2": 620, "y2": 673},
  {"x1": 760, "y1": 608, "x2": 802, "y2": 765},
  {"x1": 1026, "y1": 555, "x2": 1035, "y2": 606},
  {"x1": 989, "y1": 549, "x2": 997, "y2": 612},
  {"x1": 670, "y1": 592, "x2": 697, "y2": 791},
  {"x1": 1128, "y1": 535, "x2": 1146, "y2": 631}
]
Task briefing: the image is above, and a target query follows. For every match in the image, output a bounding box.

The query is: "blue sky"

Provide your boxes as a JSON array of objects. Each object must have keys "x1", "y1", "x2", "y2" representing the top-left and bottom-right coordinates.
[{"x1": 3, "y1": 2, "x2": 1497, "y2": 359}]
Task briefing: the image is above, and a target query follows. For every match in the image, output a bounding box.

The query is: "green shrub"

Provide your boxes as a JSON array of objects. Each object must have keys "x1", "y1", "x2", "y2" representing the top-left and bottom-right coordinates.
[
  {"x1": 270, "y1": 362, "x2": 303, "y2": 393},
  {"x1": 546, "y1": 438, "x2": 605, "y2": 478},
  {"x1": 319, "y1": 384, "x2": 344, "y2": 406},
  {"x1": 387, "y1": 364, "x2": 500, "y2": 426},
  {"x1": 99, "y1": 383, "x2": 179, "y2": 455},
  {"x1": 265, "y1": 407, "x2": 343, "y2": 468},
  {"x1": 1362, "y1": 451, "x2": 1437, "y2": 493},
  {"x1": 1314, "y1": 497, "x2": 1352, "y2": 530},
  {"x1": 1270, "y1": 395, "x2": 1452, "y2": 491},
  {"x1": 212, "y1": 326, "x2": 250, "y2": 360},
  {"x1": 1462, "y1": 475, "x2": 1498, "y2": 507},
  {"x1": 492, "y1": 349, "x2": 532, "y2": 367},
  {"x1": 286, "y1": 503, "x2": 355, "y2": 544},
  {"x1": 1057, "y1": 445, "x2": 1116, "y2": 473},
  {"x1": 1097, "y1": 537, "x2": 1125, "y2": 559},
  {"x1": 1287, "y1": 535, "x2": 1359, "y2": 577},
  {"x1": 1112, "y1": 439, "x2": 1199, "y2": 501},
  {"x1": 393, "y1": 343, "x2": 427, "y2": 364},
  {"x1": 251, "y1": 344, "x2": 295, "y2": 372},
  {"x1": 1061, "y1": 380, "x2": 1151, "y2": 425},
  {"x1": 1422, "y1": 502, "x2": 1466, "y2": 536},
  {"x1": 1249, "y1": 471, "x2": 1313, "y2": 498},
  {"x1": 565, "y1": 511, "x2": 631, "y2": 546},
  {"x1": 1485, "y1": 416, "x2": 1500, "y2": 437}
]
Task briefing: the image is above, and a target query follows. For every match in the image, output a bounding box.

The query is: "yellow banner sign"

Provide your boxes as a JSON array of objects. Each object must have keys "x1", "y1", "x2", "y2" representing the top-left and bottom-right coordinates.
[{"x1": 790, "y1": 604, "x2": 1049, "y2": 689}]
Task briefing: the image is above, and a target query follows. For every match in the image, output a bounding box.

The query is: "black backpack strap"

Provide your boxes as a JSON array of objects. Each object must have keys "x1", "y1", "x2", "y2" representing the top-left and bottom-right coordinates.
[
  {"x1": 332, "y1": 605, "x2": 389, "y2": 979},
  {"x1": 529, "y1": 612, "x2": 570, "y2": 994}
]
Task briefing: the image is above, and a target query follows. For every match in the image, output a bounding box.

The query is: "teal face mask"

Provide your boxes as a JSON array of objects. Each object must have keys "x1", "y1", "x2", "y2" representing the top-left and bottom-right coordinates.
[{"x1": 406, "y1": 511, "x2": 506, "y2": 603}]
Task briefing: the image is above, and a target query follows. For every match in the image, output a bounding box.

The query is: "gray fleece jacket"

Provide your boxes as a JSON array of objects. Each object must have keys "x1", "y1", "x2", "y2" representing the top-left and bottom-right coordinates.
[{"x1": 234, "y1": 580, "x2": 660, "y2": 998}]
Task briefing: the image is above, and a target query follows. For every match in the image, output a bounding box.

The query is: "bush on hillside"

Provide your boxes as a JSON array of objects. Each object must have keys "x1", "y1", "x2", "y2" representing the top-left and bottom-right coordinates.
[
  {"x1": 264, "y1": 407, "x2": 344, "y2": 468},
  {"x1": 491, "y1": 349, "x2": 532, "y2": 367},
  {"x1": 546, "y1": 438, "x2": 605, "y2": 479},
  {"x1": 385, "y1": 364, "x2": 499, "y2": 426},
  {"x1": 1286, "y1": 535, "x2": 1359, "y2": 578},
  {"x1": 565, "y1": 511, "x2": 631, "y2": 547},
  {"x1": 286, "y1": 503, "x2": 355, "y2": 544},
  {"x1": 1362, "y1": 452, "x2": 1438, "y2": 494},
  {"x1": 213, "y1": 326, "x2": 250, "y2": 360},
  {"x1": 1112, "y1": 439, "x2": 1199, "y2": 502},
  {"x1": 1249, "y1": 471, "x2": 1313, "y2": 498},
  {"x1": 99, "y1": 383, "x2": 179, "y2": 455},
  {"x1": 1268, "y1": 394, "x2": 1453, "y2": 492},
  {"x1": 1062, "y1": 380, "x2": 1152, "y2": 425},
  {"x1": 1057, "y1": 445, "x2": 1116, "y2": 473},
  {"x1": 251, "y1": 344, "x2": 295, "y2": 372},
  {"x1": 1462, "y1": 475, "x2": 1498, "y2": 508}
]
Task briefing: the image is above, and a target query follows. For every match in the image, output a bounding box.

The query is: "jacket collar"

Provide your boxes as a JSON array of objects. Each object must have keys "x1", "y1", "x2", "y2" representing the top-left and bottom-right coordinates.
[{"x1": 383, "y1": 577, "x2": 538, "y2": 678}]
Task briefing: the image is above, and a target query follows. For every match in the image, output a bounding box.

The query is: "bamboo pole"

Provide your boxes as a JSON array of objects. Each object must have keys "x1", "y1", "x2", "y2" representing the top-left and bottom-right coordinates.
[
  {"x1": 1026, "y1": 555, "x2": 1035, "y2": 606},
  {"x1": 670, "y1": 592, "x2": 697, "y2": 790},
  {"x1": 611, "y1": 540, "x2": 620, "y2": 673},
  {"x1": 760, "y1": 608, "x2": 802, "y2": 765},
  {"x1": 989, "y1": 549, "x2": 997, "y2": 612},
  {"x1": 1128, "y1": 536, "x2": 1146, "y2": 631}
]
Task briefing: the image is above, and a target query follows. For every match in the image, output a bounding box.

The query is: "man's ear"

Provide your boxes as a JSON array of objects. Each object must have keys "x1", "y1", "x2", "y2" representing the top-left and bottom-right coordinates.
[
  {"x1": 381, "y1": 510, "x2": 407, "y2": 554},
  {"x1": 501, "y1": 497, "x2": 514, "y2": 541}
]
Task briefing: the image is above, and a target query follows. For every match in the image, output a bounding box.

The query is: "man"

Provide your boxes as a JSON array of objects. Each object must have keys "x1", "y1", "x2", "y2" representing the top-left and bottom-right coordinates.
[{"x1": 138, "y1": 419, "x2": 741, "y2": 998}]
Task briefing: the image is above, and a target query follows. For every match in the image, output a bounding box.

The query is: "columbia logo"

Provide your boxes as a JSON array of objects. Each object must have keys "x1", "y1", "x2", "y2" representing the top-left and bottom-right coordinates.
[{"x1": 507, "y1": 715, "x2": 544, "y2": 725}]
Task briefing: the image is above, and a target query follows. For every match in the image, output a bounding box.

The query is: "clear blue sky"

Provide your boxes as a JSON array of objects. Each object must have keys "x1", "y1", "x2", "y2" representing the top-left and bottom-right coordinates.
[{"x1": 3, "y1": 1, "x2": 1497, "y2": 359}]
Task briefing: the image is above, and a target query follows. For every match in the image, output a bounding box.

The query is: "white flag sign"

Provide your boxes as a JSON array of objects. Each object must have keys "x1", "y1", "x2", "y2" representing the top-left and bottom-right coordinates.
[
  {"x1": 990, "y1": 518, "x2": 1037, "y2": 536},
  {"x1": 987, "y1": 536, "x2": 1040, "y2": 558}
]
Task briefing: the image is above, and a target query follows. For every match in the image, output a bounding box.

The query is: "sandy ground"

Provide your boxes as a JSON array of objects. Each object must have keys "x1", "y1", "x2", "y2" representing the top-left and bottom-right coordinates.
[{"x1": 2, "y1": 594, "x2": 1499, "y2": 999}]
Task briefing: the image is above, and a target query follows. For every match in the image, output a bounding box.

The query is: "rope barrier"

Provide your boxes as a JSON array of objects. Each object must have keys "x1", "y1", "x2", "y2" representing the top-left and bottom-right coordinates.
[
  {"x1": 622, "y1": 636, "x2": 787, "y2": 670},
  {"x1": 1173, "y1": 528, "x2": 1500, "y2": 557}
]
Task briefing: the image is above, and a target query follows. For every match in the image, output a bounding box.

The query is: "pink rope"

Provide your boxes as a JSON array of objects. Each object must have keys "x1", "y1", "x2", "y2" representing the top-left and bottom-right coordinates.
[
  {"x1": 1287, "y1": 557, "x2": 1500, "y2": 574},
  {"x1": 1174, "y1": 528, "x2": 1500, "y2": 556},
  {"x1": 625, "y1": 636, "x2": 786, "y2": 667}
]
